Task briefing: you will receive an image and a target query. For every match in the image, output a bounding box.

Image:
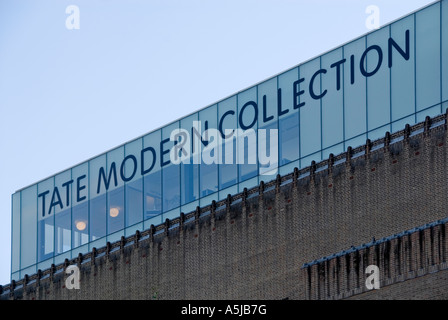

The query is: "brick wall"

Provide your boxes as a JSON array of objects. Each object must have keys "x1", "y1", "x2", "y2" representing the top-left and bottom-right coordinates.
[{"x1": 2, "y1": 114, "x2": 448, "y2": 300}]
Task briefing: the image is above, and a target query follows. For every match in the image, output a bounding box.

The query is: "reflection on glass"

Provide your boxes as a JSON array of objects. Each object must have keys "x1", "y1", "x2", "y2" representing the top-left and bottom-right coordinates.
[{"x1": 55, "y1": 209, "x2": 71, "y2": 255}]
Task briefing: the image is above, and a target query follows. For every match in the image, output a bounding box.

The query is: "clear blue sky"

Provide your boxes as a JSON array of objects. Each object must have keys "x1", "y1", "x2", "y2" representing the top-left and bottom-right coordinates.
[{"x1": 0, "y1": 0, "x2": 435, "y2": 285}]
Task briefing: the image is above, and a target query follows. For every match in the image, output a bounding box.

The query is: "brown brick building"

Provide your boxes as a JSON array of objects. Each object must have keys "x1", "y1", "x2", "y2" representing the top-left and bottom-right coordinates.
[{"x1": 2, "y1": 112, "x2": 448, "y2": 300}]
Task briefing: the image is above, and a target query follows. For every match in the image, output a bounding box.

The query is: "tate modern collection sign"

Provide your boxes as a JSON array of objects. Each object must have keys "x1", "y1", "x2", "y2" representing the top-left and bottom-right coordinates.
[{"x1": 35, "y1": 29, "x2": 411, "y2": 219}]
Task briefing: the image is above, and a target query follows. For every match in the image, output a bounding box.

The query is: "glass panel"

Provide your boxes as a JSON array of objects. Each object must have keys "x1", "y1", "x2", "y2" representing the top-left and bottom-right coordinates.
[
  {"x1": 199, "y1": 104, "x2": 218, "y2": 197},
  {"x1": 143, "y1": 129, "x2": 162, "y2": 220},
  {"x1": 416, "y1": 3, "x2": 441, "y2": 111},
  {"x1": 218, "y1": 95, "x2": 238, "y2": 189},
  {"x1": 345, "y1": 134, "x2": 366, "y2": 150},
  {"x1": 238, "y1": 177, "x2": 258, "y2": 192},
  {"x1": 37, "y1": 259, "x2": 53, "y2": 272},
  {"x1": 442, "y1": 0, "x2": 448, "y2": 102},
  {"x1": 144, "y1": 215, "x2": 162, "y2": 230},
  {"x1": 219, "y1": 185, "x2": 238, "y2": 201},
  {"x1": 367, "y1": 26, "x2": 390, "y2": 131},
  {"x1": 11, "y1": 193, "x2": 20, "y2": 273},
  {"x1": 125, "y1": 223, "x2": 142, "y2": 237},
  {"x1": 89, "y1": 155, "x2": 107, "y2": 241},
  {"x1": 124, "y1": 138, "x2": 143, "y2": 227},
  {"x1": 279, "y1": 161, "x2": 299, "y2": 176},
  {"x1": 108, "y1": 187, "x2": 124, "y2": 234},
  {"x1": 20, "y1": 185, "x2": 37, "y2": 268},
  {"x1": 344, "y1": 38, "x2": 367, "y2": 140},
  {"x1": 181, "y1": 201, "x2": 198, "y2": 215},
  {"x1": 321, "y1": 48, "x2": 344, "y2": 149},
  {"x1": 392, "y1": 115, "x2": 414, "y2": 132},
  {"x1": 417, "y1": 104, "x2": 442, "y2": 122},
  {"x1": 391, "y1": 14, "x2": 415, "y2": 122},
  {"x1": 55, "y1": 170, "x2": 72, "y2": 256},
  {"x1": 11, "y1": 272, "x2": 20, "y2": 282},
  {"x1": 278, "y1": 68, "x2": 299, "y2": 166},
  {"x1": 54, "y1": 252, "x2": 70, "y2": 265},
  {"x1": 322, "y1": 143, "x2": 344, "y2": 160},
  {"x1": 200, "y1": 193, "x2": 218, "y2": 207},
  {"x1": 37, "y1": 178, "x2": 54, "y2": 263},
  {"x1": 300, "y1": 57, "x2": 322, "y2": 157},
  {"x1": 55, "y1": 209, "x2": 71, "y2": 256},
  {"x1": 21, "y1": 265, "x2": 36, "y2": 279},
  {"x1": 279, "y1": 113, "x2": 300, "y2": 165},
  {"x1": 368, "y1": 125, "x2": 390, "y2": 141},
  {"x1": 162, "y1": 122, "x2": 180, "y2": 211},
  {"x1": 180, "y1": 114, "x2": 200, "y2": 205},
  {"x1": 126, "y1": 179, "x2": 143, "y2": 227},
  {"x1": 72, "y1": 163, "x2": 89, "y2": 248},
  {"x1": 301, "y1": 152, "x2": 322, "y2": 169},
  {"x1": 107, "y1": 147, "x2": 124, "y2": 234},
  {"x1": 163, "y1": 208, "x2": 180, "y2": 221},
  {"x1": 108, "y1": 230, "x2": 123, "y2": 243},
  {"x1": 258, "y1": 78, "x2": 278, "y2": 129},
  {"x1": 257, "y1": 78, "x2": 278, "y2": 178},
  {"x1": 238, "y1": 87, "x2": 258, "y2": 181}
]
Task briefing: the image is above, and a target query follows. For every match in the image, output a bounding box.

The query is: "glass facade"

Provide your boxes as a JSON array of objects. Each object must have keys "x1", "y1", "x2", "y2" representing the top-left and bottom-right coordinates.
[{"x1": 11, "y1": 1, "x2": 448, "y2": 280}]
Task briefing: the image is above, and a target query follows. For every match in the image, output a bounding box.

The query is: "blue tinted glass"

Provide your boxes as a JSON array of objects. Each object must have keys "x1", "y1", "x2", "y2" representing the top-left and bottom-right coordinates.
[
  {"x1": 300, "y1": 58, "x2": 322, "y2": 157},
  {"x1": 90, "y1": 194, "x2": 106, "y2": 241},
  {"x1": 321, "y1": 48, "x2": 344, "y2": 149},
  {"x1": 218, "y1": 95, "x2": 238, "y2": 189},
  {"x1": 108, "y1": 187, "x2": 124, "y2": 234},
  {"x1": 54, "y1": 170, "x2": 72, "y2": 256},
  {"x1": 416, "y1": 3, "x2": 441, "y2": 111},
  {"x1": 163, "y1": 163, "x2": 180, "y2": 211},
  {"x1": 258, "y1": 78, "x2": 278, "y2": 129},
  {"x1": 124, "y1": 139, "x2": 143, "y2": 227},
  {"x1": 37, "y1": 218, "x2": 54, "y2": 262},
  {"x1": 181, "y1": 161, "x2": 199, "y2": 204},
  {"x1": 11, "y1": 193, "x2": 20, "y2": 273},
  {"x1": 417, "y1": 104, "x2": 442, "y2": 122},
  {"x1": 238, "y1": 87, "x2": 258, "y2": 181},
  {"x1": 72, "y1": 163, "x2": 88, "y2": 248},
  {"x1": 21, "y1": 185, "x2": 37, "y2": 268},
  {"x1": 443, "y1": 0, "x2": 448, "y2": 102},
  {"x1": 279, "y1": 114, "x2": 300, "y2": 165},
  {"x1": 391, "y1": 15, "x2": 415, "y2": 122},
  {"x1": 257, "y1": 78, "x2": 278, "y2": 178},
  {"x1": 344, "y1": 38, "x2": 367, "y2": 140},
  {"x1": 72, "y1": 202, "x2": 88, "y2": 248},
  {"x1": 107, "y1": 147, "x2": 124, "y2": 234},
  {"x1": 162, "y1": 122, "x2": 180, "y2": 211},
  {"x1": 89, "y1": 155, "x2": 107, "y2": 241},
  {"x1": 181, "y1": 114, "x2": 200, "y2": 204},
  {"x1": 144, "y1": 171, "x2": 161, "y2": 219},
  {"x1": 367, "y1": 26, "x2": 390, "y2": 131},
  {"x1": 55, "y1": 209, "x2": 71, "y2": 255},
  {"x1": 278, "y1": 68, "x2": 299, "y2": 166},
  {"x1": 143, "y1": 130, "x2": 162, "y2": 220},
  {"x1": 37, "y1": 178, "x2": 54, "y2": 263},
  {"x1": 199, "y1": 104, "x2": 218, "y2": 197},
  {"x1": 126, "y1": 179, "x2": 143, "y2": 227}
]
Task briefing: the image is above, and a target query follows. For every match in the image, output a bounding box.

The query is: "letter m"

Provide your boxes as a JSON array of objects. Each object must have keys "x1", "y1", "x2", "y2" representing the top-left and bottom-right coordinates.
[{"x1": 97, "y1": 162, "x2": 118, "y2": 194}]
